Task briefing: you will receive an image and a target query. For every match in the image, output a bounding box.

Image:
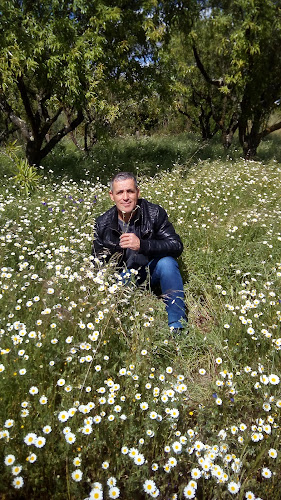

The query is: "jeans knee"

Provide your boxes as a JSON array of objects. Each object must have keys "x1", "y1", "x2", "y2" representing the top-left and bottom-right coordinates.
[{"x1": 156, "y1": 256, "x2": 179, "y2": 276}]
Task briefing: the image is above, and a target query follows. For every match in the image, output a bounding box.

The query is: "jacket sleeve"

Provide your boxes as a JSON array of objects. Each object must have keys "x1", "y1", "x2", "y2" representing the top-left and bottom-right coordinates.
[
  {"x1": 92, "y1": 221, "x2": 117, "y2": 261},
  {"x1": 139, "y1": 206, "x2": 183, "y2": 258},
  {"x1": 92, "y1": 220, "x2": 105, "y2": 257}
]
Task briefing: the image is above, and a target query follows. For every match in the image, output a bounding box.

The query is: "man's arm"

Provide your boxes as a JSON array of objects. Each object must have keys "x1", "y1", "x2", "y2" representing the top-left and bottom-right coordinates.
[
  {"x1": 92, "y1": 220, "x2": 121, "y2": 261},
  {"x1": 140, "y1": 206, "x2": 183, "y2": 257},
  {"x1": 92, "y1": 221, "x2": 105, "y2": 257}
]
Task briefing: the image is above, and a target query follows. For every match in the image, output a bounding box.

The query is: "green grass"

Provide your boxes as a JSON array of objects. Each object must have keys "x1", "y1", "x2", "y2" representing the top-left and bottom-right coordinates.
[
  {"x1": 0, "y1": 134, "x2": 281, "y2": 499},
  {"x1": 39, "y1": 130, "x2": 281, "y2": 182},
  {"x1": 39, "y1": 132, "x2": 233, "y2": 183}
]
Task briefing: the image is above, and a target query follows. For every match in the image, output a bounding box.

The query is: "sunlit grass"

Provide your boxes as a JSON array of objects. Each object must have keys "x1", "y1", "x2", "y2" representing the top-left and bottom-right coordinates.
[{"x1": 0, "y1": 138, "x2": 281, "y2": 499}]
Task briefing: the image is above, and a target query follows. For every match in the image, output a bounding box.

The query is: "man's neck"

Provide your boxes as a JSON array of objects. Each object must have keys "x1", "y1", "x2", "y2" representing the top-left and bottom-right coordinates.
[
  {"x1": 118, "y1": 211, "x2": 131, "y2": 224},
  {"x1": 117, "y1": 204, "x2": 140, "y2": 224}
]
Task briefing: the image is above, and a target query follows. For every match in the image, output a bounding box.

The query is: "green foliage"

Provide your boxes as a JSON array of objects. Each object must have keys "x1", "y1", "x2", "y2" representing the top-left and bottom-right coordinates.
[
  {"x1": 160, "y1": 27, "x2": 224, "y2": 141},
  {"x1": 164, "y1": 0, "x2": 281, "y2": 157},
  {"x1": 1, "y1": 141, "x2": 42, "y2": 194},
  {"x1": 0, "y1": 0, "x2": 171, "y2": 166},
  {"x1": 12, "y1": 158, "x2": 41, "y2": 195},
  {"x1": 2, "y1": 0, "x2": 281, "y2": 163}
]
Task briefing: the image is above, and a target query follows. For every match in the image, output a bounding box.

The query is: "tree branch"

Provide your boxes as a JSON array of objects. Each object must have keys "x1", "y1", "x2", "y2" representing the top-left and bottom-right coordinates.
[
  {"x1": 38, "y1": 110, "x2": 84, "y2": 160},
  {"x1": 64, "y1": 108, "x2": 84, "y2": 150},
  {"x1": 0, "y1": 97, "x2": 31, "y2": 140},
  {"x1": 192, "y1": 45, "x2": 224, "y2": 88},
  {"x1": 16, "y1": 75, "x2": 39, "y2": 135},
  {"x1": 35, "y1": 91, "x2": 51, "y2": 126},
  {"x1": 260, "y1": 120, "x2": 281, "y2": 139},
  {"x1": 40, "y1": 107, "x2": 64, "y2": 140},
  {"x1": 177, "y1": 106, "x2": 193, "y2": 120}
]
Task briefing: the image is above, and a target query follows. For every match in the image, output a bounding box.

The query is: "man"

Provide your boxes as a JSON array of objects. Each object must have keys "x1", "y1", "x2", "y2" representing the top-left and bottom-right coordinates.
[{"x1": 92, "y1": 172, "x2": 187, "y2": 332}]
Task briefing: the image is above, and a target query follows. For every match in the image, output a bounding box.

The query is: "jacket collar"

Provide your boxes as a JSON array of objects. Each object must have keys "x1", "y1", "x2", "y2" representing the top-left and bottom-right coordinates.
[{"x1": 110, "y1": 199, "x2": 143, "y2": 230}]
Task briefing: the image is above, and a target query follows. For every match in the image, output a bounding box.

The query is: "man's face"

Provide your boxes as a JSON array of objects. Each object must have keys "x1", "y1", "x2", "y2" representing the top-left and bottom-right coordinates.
[{"x1": 110, "y1": 178, "x2": 140, "y2": 220}]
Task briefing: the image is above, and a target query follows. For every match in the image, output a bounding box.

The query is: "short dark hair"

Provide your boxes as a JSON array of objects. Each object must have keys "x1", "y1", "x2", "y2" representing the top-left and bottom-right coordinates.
[{"x1": 110, "y1": 172, "x2": 138, "y2": 191}]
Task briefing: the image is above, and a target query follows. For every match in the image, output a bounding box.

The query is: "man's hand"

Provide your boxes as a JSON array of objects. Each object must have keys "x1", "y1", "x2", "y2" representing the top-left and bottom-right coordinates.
[{"x1": 120, "y1": 233, "x2": 140, "y2": 251}]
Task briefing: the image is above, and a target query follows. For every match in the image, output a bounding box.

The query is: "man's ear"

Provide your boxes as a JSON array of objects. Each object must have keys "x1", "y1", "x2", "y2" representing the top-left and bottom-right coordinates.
[{"x1": 109, "y1": 190, "x2": 114, "y2": 202}]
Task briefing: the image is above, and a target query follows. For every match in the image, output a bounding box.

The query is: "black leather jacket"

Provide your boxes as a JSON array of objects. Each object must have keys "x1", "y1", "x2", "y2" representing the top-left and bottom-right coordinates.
[{"x1": 92, "y1": 198, "x2": 183, "y2": 268}]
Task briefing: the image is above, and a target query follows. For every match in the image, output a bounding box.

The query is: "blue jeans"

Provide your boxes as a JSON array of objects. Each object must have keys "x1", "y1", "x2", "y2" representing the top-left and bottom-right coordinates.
[
  {"x1": 124, "y1": 257, "x2": 186, "y2": 328},
  {"x1": 148, "y1": 257, "x2": 186, "y2": 329}
]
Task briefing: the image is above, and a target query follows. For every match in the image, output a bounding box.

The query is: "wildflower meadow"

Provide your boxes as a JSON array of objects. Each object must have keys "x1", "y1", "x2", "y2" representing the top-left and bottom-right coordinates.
[{"x1": 0, "y1": 139, "x2": 281, "y2": 499}]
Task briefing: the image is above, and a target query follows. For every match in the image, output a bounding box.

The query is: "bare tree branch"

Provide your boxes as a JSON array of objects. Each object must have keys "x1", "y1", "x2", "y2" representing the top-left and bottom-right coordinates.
[
  {"x1": 38, "y1": 110, "x2": 84, "y2": 161},
  {"x1": 192, "y1": 45, "x2": 224, "y2": 88},
  {"x1": 260, "y1": 120, "x2": 281, "y2": 139}
]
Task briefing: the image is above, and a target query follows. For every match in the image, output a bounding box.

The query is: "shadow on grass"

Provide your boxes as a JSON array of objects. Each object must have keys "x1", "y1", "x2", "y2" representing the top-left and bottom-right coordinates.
[
  {"x1": 255, "y1": 131, "x2": 281, "y2": 163},
  {"x1": 41, "y1": 133, "x2": 234, "y2": 183},
  {"x1": 40, "y1": 131, "x2": 281, "y2": 183}
]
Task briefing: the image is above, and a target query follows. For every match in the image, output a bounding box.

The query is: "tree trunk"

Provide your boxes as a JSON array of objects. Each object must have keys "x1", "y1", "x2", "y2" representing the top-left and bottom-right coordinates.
[
  {"x1": 238, "y1": 102, "x2": 260, "y2": 159},
  {"x1": 222, "y1": 128, "x2": 236, "y2": 149},
  {"x1": 26, "y1": 138, "x2": 44, "y2": 166},
  {"x1": 239, "y1": 130, "x2": 259, "y2": 160},
  {"x1": 239, "y1": 121, "x2": 260, "y2": 160},
  {"x1": 243, "y1": 143, "x2": 258, "y2": 160}
]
